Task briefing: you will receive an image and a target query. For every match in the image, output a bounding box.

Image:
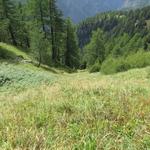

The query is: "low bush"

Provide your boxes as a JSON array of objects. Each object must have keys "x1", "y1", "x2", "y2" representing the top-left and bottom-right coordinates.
[
  {"x1": 0, "y1": 63, "x2": 57, "y2": 92},
  {"x1": 101, "y1": 57, "x2": 127, "y2": 74},
  {"x1": 89, "y1": 62, "x2": 101, "y2": 73},
  {"x1": 101, "y1": 51, "x2": 150, "y2": 74},
  {"x1": 126, "y1": 51, "x2": 150, "y2": 68}
]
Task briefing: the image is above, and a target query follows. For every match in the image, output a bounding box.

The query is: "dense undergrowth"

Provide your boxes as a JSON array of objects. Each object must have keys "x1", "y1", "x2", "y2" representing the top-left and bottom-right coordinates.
[
  {"x1": 0, "y1": 62, "x2": 58, "y2": 92},
  {"x1": 0, "y1": 67, "x2": 150, "y2": 149},
  {"x1": 101, "y1": 51, "x2": 150, "y2": 74},
  {"x1": 89, "y1": 51, "x2": 150, "y2": 74}
]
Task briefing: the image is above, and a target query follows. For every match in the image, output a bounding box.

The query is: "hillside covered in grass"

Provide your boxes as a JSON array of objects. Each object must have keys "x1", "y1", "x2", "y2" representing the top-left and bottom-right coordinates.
[
  {"x1": 0, "y1": 67, "x2": 150, "y2": 149},
  {"x1": 0, "y1": 63, "x2": 58, "y2": 92},
  {"x1": 0, "y1": 43, "x2": 59, "y2": 92},
  {"x1": 0, "y1": 43, "x2": 149, "y2": 149},
  {"x1": 0, "y1": 42, "x2": 30, "y2": 61},
  {"x1": 1, "y1": 0, "x2": 150, "y2": 149}
]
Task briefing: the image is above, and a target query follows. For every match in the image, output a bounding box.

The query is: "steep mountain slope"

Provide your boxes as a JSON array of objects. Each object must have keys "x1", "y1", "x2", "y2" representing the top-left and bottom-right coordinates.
[
  {"x1": 77, "y1": 5, "x2": 150, "y2": 47},
  {"x1": 57, "y1": 0, "x2": 150, "y2": 22},
  {"x1": 14, "y1": 0, "x2": 150, "y2": 22},
  {"x1": 57, "y1": 0, "x2": 124, "y2": 22},
  {"x1": 124, "y1": 0, "x2": 150, "y2": 8}
]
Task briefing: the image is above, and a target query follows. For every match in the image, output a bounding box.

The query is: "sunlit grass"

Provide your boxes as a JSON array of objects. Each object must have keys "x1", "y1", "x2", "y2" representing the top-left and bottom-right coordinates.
[
  {"x1": 0, "y1": 42, "x2": 30, "y2": 60},
  {"x1": 0, "y1": 63, "x2": 58, "y2": 92},
  {"x1": 0, "y1": 67, "x2": 150, "y2": 149}
]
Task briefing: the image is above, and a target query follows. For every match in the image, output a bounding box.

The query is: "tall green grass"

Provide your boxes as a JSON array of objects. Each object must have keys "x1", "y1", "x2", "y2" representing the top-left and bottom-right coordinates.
[{"x1": 0, "y1": 67, "x2": 150, "y2": 149}]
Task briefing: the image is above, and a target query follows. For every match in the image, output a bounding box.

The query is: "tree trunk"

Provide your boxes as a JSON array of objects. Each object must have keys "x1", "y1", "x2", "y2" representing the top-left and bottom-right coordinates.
[
  {"x1": 8, "y1": 24, "x2": 17, "y2": 46},
  {"x1": 3, "y1": 1, "x2": 17, "y2": 46},
  {"x1": 38, "y1": 50, "x2": 42, "y2": 67},
  {"x1": 49, "y1": 0, "x2": 57, "y2": 63},
  {"x1": 39, "y1": 1, "x2": 46, "y2": 38},
  {"x1": 26, "y1": 37, "x2": 30, "y2": 48},
  {"x1": 65, "y1": 25, "x2": 70, "y2": 67}
]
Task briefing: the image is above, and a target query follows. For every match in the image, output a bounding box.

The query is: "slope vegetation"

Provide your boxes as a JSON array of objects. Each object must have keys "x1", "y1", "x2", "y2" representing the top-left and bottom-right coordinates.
[
  {"x1": 0, "y1": 67, "x2": 150, "y2": 149},
  {"x1": 0, "y1": 43, "x2": 150, "y2": 149},
  {"x1": 0, "y1": 43, "x2": 59, "y2": 92},
  {"x1": 0, "y1": 42, "x2": 30, "y2": 60}
]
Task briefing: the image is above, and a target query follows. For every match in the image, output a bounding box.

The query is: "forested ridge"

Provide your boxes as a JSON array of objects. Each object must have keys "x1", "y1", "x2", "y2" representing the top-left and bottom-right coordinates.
[
  {"x1": 1, "y1": 0, "x2": 150, "y2": 73},
  {"x1": 0, "y1": 0, "x2": 79, "y2": 69},
  {"x1": 78, "y1": 6, "x2": 150, "y2": 48},
  {"x1": 78, "y1": 6, "x2": 150, "y2": 73}
]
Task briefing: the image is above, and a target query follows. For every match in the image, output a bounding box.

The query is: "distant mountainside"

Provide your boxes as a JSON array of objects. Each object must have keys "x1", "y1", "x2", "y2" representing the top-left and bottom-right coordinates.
[
  {"x1": 57, "y1": 0, "x2": 150, "y2": 22},
  {"x1": 124, "y1": 0, "x2": 150, "y2": 8},
  {"x1": 57, "y1": 0, "x2": 124, "y2": 23},
  {"x1": 14, "y1": 0, "x2": 150, "y2": 22}
]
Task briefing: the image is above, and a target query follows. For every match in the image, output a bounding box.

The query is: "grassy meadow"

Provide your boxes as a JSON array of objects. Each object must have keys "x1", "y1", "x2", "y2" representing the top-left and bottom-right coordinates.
[
  {"x1": 0, "y1": 66, "x2": 150, "y2": 149},
  {"x1": 1, "y1": 0, "x2": 150, "y2": 149}
]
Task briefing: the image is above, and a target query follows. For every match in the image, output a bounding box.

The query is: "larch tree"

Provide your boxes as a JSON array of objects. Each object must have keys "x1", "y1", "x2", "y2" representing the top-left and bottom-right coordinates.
[
  {"x1": 65, "y1": 18, "x2": 79, "y2": 69},
  {"x1": 27, "y1": 0, "x2": 49, "y2": 66},
  {"x1": 84, "y1": 29, "x2": 105, "y2": 66},
  {"x1": 48, "y1": 0, "x2": 65, "y2": 64},
  {"x1": 1, "y1": 0, "x2": 18, "y2": 45}
]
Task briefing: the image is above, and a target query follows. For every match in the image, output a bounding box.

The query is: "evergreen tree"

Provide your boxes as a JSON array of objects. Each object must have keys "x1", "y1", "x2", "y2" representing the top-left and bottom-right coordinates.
[
  {"x1": 48, "y1": 0, "x2": 65, "y2": 63},
  {"x1": 84, "y1": 29, "x2": 105, "y2": 66},
  {"x1": 0, "y1": 0, "x2": 18, "y2": 45},
  {"x1": 0, "y1": 0, "x2": 8, "y2": 42},
  {"x1": 30, "y1": 26, "x2": 48, "y2": 67},
  {"x1": 26, "y1": 0, "x2": 52, "y2": 66},
  {"x1": 27, "y1": 0, "x2": 48, "y2": 37},
  {"x1": 16, "y1": 2, "x2": 30, "y2": 49},
  {"x1": 65, "y1": 18, "x2": 79, "y2": 69}
]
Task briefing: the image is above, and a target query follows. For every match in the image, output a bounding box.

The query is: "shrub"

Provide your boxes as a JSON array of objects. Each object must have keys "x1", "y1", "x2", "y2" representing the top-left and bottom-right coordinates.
[
  {"x1": 101, "y1": 57, "x2": 127, "y2": 74},
  {"x1": 125, "y1": 51, "x2": 150, "y2": 69},
  {"x1": 101, "y1": 51, "x2": 150, "y2": 74},
  {"x1": 89, "y1": 62, "x2": 101, "y2": 73},
  {"x1": 0, "y1": 63, "x2": 57, "y2": 92}
]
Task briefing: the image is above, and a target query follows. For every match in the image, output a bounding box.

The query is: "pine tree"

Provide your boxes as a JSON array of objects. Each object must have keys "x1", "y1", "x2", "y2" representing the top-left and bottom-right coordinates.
[
  {"x1": 65, "y1": 18, "x2": 79, "y2": 69},
  {"x1": 30, "y1": 25, "x2": 48, "y2": 67},
  {"x1": 84, "y1": 29, "x2": 105, "y2": 66},
  {"x1": 26, "y1": 0, "x2": 51, "y2": 65},
  {"x1": 1, "y1": 0, "x2": 18, "y2": 45},
  {"x1": 0, "y1": 0, "x2": 8, "y2": 42},
  {"x1": 48, "y1": 0, "x2": 65, "y2": 64},
  {"x1": 16, "y1": 2, "x2": 30, "y2": 48},
  {"x1": 27, "y1": 0, "x2": 48, "y2": 37},
  {"x1": 48, "y1": 0, "x2": 56, "y2": 62}
]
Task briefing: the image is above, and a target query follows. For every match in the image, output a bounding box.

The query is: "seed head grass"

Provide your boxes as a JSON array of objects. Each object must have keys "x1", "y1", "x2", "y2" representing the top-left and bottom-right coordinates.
[{"x1": 0, "y1": 67, "x2": 150, "y2": 149}]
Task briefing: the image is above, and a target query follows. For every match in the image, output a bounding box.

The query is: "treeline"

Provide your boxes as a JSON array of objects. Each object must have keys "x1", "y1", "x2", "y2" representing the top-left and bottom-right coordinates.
[
  {"x1": 1, "y1": 1, "x2": 150, "y2": 73},
  {"x1": 78, "y1": 6, "x2": 150, "y2": 73},
  {"x1": 0, "y1": 0, "x2": 79, "y2": 69}
]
